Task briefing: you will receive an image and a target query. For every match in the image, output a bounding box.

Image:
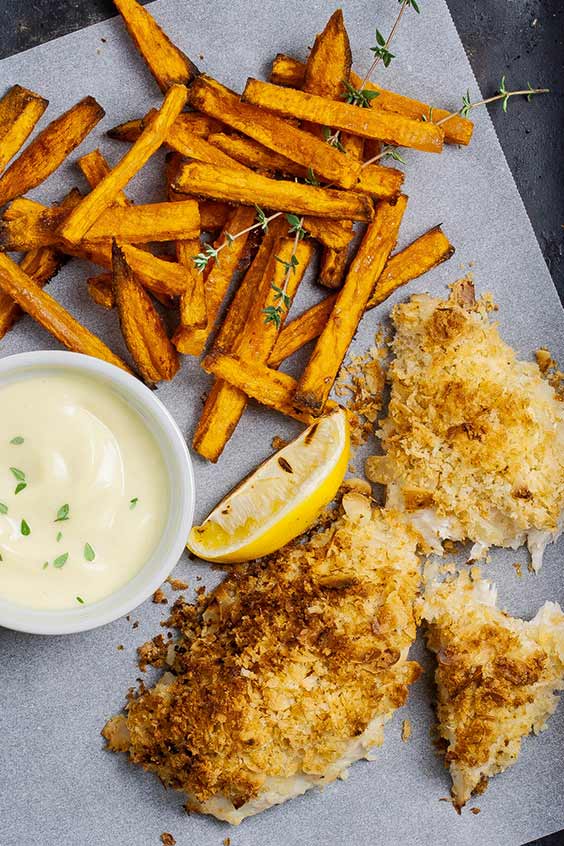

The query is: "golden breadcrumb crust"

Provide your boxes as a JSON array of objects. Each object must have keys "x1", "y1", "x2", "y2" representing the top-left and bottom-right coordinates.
[
  {"x1": 367, "y1": 281, "x2": 564, "y2": 564},
  {"x1": 103, "y1": 503, "x2": 421, "y2": 814},
  {"x1": 422, "y1": 571, "x2": 564, "y2": 809}
]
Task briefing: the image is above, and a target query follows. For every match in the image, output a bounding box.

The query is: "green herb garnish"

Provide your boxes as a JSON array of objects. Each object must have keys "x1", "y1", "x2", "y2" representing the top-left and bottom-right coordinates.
[
  {"x1": 20, "y1": 519, "x2": 30, "y2": 536},
  {"x1": 53, "y1": 553, "x2": 68, "y2": 569},
  {"x1": 10, "y1": 436, "x2": 24, "y2": 445},
  {"x1": 76, "y1": 596, "x2": 85, "y2": 604},
  {"x1": 10, "y1": 467, "x2": 25, "y2": 482},
  {"x1": 0, "y1": 502, "x2": 7, "y2": 515},
  {"x1": 84, "y1": 543, "x2": 96, "y2": 562},
  {"x1": 129, "y1": 497, "x2": 138, "y2": 509},
  {"x1": 42, "y1": 561, "x2": 48, "y2": 570},
  {"x1": 56, "y1": 531, "x2": 62, "y2": 542},
  {"x1": 55, "y1": 504, "x2": 70, "y2": 522},
  {"x1": 14, "y1": 482, "x2": 26, "y2": 495}
]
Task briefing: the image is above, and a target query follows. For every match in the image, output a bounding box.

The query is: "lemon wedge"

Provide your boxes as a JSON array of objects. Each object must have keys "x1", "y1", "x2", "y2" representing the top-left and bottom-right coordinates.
[{"x1": 187, "y1": 407, "x2": 350, "y2": 563}]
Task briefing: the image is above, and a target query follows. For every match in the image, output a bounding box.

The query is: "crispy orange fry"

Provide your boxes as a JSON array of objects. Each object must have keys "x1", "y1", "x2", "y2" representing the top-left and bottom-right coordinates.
[
  {"x1": 0, "y1": 85, "x2": 49, "y2": 174},
  {"x1": 269, "y1": 225, "x2": 455, "y2": 368},
  {"x1": 0, "y1": 251, "x2": 130, "y2": 371},
  {"x1": 0, "y1": 96, "x2": 104, "y2": 207},
  {"x1": 114, "y1": 0, "x2": 199, "y2": 92},
  {"x1": 173, "y1": 204, "x2": 257, "y2": 355},
  {"x1": 107, "y1": 111, "x2": 222, "y2": 143},
  {"x1": 303, "y1": 10, "x2": 351, "y2": 99},
  {"x1": 188, "y1": 75, "x2": 362, "y2": 189},
  {"x1": 270, "y1": 54, "x2": 474, "y2": 147},
  {"x1": 87, "y1": 273, "x2": 115, "y2": 310},
  {"x1": 206, "y1": 131, "x2": 402, "y2": 200},
  {"x1": 76, "y1": 149, "x2": 130, "y2": 206},
  {"x1": 202, "y1": 351, "x2": 336, "y2": 425},
  {"x1": 319, "y1": 244, "x2": 350, "y2": 290},
  {"x1": 176, "y1": 238, "x2": 206, "y2": 329},
  {"x1": 165, "y1": 126, "x2": 249, "y2": 170},
  {"x1": 0, "y1": 200, "x2": 200, "y2": 250},
  {"x1": 198, "y1": 201, "x2": 230, "y2": 232},
  {"x1": 59, "y1": 84, "x2": 188, "y2": 244},
  {"x1": 174, "y1": 162, "x2": 373, "y2": 221},
  {"x1": 243, "y1": 79, "x2": 444, "y2": 153},
  {"x1": 112, "y1": 242, "x2": 179, "y2": 383},
  {"x1": 193, "y1": 232, "x2": 314, "y2": 461},
  {"x1": 294, "y1": 194, "x2": 408, "y2": 415},
  {"x1": 0, "y1": 190, "x2": 80, "y2": 340}
]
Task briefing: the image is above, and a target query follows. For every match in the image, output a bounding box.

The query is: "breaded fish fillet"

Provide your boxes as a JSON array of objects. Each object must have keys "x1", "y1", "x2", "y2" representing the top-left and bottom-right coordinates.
[
  {"x1": 103, "y1": 498, "x2": 421, "y2": 824},
  {"x1": 366, "y1": 280, "x2": 564, "y2": 569},
  {"x1": 422, "y1": 570, "x2": 564, "y2": 810}
]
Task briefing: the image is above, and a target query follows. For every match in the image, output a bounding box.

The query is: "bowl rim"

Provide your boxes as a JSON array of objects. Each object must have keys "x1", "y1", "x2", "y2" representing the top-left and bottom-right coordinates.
[{"x1": 0, "y1": 350, "x2": 195, "y2": 635}]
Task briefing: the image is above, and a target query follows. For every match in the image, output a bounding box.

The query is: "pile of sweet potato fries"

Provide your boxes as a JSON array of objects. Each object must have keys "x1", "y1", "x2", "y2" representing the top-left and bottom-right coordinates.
[{"x1": 0, "y1": 0, "x2": 466, "y2": 461}]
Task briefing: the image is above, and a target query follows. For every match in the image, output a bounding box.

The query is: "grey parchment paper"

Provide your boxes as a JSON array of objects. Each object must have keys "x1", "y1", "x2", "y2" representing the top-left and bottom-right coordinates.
[{"x1": 0, "y1": 2, "x2": 563, "y2": 845}]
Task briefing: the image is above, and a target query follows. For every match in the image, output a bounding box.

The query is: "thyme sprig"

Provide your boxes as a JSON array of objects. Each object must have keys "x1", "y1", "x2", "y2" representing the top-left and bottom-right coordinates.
[
  {"x1": 263, "y1": 215, "x2": 306, "y2": 329},
  {"x1": 193, "y1": 206, "x2": 280, "y2": 272},
  {"x1": 358, "y1": 0, "x2": 420, "y2": 91},
  {"x1": 436, "y1": 76, "x2": 549, "y2": 126}
]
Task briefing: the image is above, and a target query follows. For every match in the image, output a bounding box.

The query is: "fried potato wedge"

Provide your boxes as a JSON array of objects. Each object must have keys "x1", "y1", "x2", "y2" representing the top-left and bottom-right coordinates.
[
  {"x1": 202, "y1": 351, "x2": 336, "y2": 425},
  {"x1": 60, "y1": 84, "x2": 187, "y2": 244},
  {"x1": 270, "y1": 54, "x2": 474, "y2": 147},
  {"x1": 193, "y1": 231, "x2": 314, "y2": 461},
  {"x1": 294, "y1": 194, "x2": 408, "y2": 415},
  {"x1": 193, "y1": 220, "x2": 296, "y2": 461},
  {"x1": 174, "y1": 162, "x2": 373, "y2": 221},
  {"x1": 207, "y1": 131, "x2": 402, "y2": 200},
  {"x1": 177, "y1": 237, "x2": 207, "y2": 329},
  {"x1": 0, "y1": 85, "x2": 49, "y2": 174},
  {"x1": 173, "y1": 204, "x2": 257, "y2": 355},
  {"x1": 114, "y1": 0, "x2": 199, "y2": 92},
  {"x1": 188, "y1": 75, "x2": 362, "y2": 189},
  {"x1": 269, "y1": 225, "x2": 455, "y2": 367},
  {"x1": 0, "y1": 200, "x2": 200, "y2": 249},
  {"x1": 107, "y1": 111, "x2": 222, "y2": 143},
  {"x1": 319, "y1": 242, "x2": 350, "y2": 290},
  {"x1": 0, "y1": 96, "x2": 104, "y2": 207},
  {"x1": 87, "y1": 273, "x2": 115, "y2": 310},
  {"x1": 243, "y1": 79, "x2": 444, "y2": 153},
  {"x1": 112, "y1": 242, "x2": 179, "y2": 383},
  {"x1": 0, "y1": 251, "x2": 130, "y2": 371},
  {"x1": 303, "y1": 10, "x2": 351, "y2": 99},
  {"x1": 77, "y1": 149, "x2": 130, "y2": 206}
]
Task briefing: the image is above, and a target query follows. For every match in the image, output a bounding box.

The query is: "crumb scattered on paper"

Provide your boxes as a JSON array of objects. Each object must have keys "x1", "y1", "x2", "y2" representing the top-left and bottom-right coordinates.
[
  {"x1": 167, "y1": 577, "x2": 188, "y2": 591},
  {"x1": 335, "y1": 339, "x2": 387, "y2": 447},
  {"x1": 116, "y1": 644, "x2": 124, "y2": 651},
  {"x1": 160, "y1": 834, "x2": 176, "y2": 846},
  {"x1": 401, "y1": 719, "x2": 412, "y2": 742},
  {"x1": 152, "y1": 587, "x2": 168, "y2": 604},
  {"x1": 271, "y1": 435, "x2": 289, "y2": 450},
  {"x1": 513, "y1": 562, "x2": 523, "y2": 577},
  {"x1": 471, "y1": 807, "x2": 481, "y2": 815}
]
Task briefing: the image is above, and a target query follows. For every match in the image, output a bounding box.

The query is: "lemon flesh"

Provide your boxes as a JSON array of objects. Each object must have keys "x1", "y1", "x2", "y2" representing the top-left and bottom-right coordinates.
[{"x1": 188, "y1": 408, "x2": 350, "y2": 563}]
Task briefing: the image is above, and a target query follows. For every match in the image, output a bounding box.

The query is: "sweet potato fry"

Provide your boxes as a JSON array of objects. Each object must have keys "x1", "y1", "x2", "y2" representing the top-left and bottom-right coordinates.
[
  {"x1": 193, "y1": 231, "x2": 314, "y2": 461},
  {"x1": 176, "y1": 238, "x2": 207, "y2": 329},
  {"x1": 188, "y1": 75, "x2": 362, "y2": 189},
  {"x1": 0, "y1": 96, "x2": 104, "y2": 207},
  {"x1": 202, "y1": 351, "x2": 329, "y2": 425},
  {"x1": 319, "y1": 244, "x2": 350, "y2": 290},
  {"x1": 114, "y1": 0, "x2": 199, "y2": 92},
  {"x1": 270, "y1": 54, "x2": 474, "y2": 147},
  {"x1": 0, "y1": 200, "x2": 66, "y2": 251},
  {"x1": 59, "y1": 84, "x2": 187, "y2": 244},
  {"x1": 269, "y1": 225, "x2": 455, "y2": 367},
  {"x1": 165, "y1": 126, "x2": 249, "y2": 170},
  {"x1": 0, "y1": 200, "x2": 200, "y2": 250},
  {"x1": 0, "y1": 189, "x2": 80, "y2": 339},
  {"x1": 76, "y1": 149, "x2": 130, "y2": 206},
  {"x1": 198, "y1": 201, "x2": 230, "y2": 231},
  {"x1": 243, "y1": 79, "x2": 444, "y2": 153},
  {"x1": 87, "y1": 273, "x2": 115, "y2": 310},
  {"x1": 294, "y1": 194, "x2": 408, "y2": 415},
  {"x1": 301, "y1": 217, "x2": 355, "y2": 251},
  {"x1": 0, "y1": 85, "x2": 49, "y2": 174},
  {"x1": 85, "y1": 201, "x2": 200, "y2": 244},
  {"x1": 107, "y1": 111, "x2": 222, "y2": 143},
  {"x1": 0, "y1": 251, "x2": 130, "y2": 371},
  {"x1": 303, "y1": 10, "x2": 351, "y2": 99},
  {"x1": 173, "y1": 204, "x2": 256, "y2": 355},
  {"x1": 112, "y1": 242, "x2": 179, "y2": 383},
  {"x1": 206, "y1": 131, "x2": 401, "y2": 200},
  {"x1": 174, "y1": 162, "x2": 373, "y2": 221}
]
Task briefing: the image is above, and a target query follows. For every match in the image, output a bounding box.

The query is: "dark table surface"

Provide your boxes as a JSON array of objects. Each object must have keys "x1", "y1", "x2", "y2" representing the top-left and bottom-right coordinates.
[{"x1": 0, "y1": 3, "x2": 563, "y2": 846}]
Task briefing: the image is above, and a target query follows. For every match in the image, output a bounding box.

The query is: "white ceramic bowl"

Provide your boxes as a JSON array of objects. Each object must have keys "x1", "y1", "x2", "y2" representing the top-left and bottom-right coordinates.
[{"x1": 0, "y1": 351, "x2": 195, "y2": 635}]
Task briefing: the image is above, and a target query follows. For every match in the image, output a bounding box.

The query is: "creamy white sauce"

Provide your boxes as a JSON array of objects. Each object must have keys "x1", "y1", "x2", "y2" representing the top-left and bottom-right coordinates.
[{"x1": 0, "y1": 372, "x2": 169, "y2": 610}]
